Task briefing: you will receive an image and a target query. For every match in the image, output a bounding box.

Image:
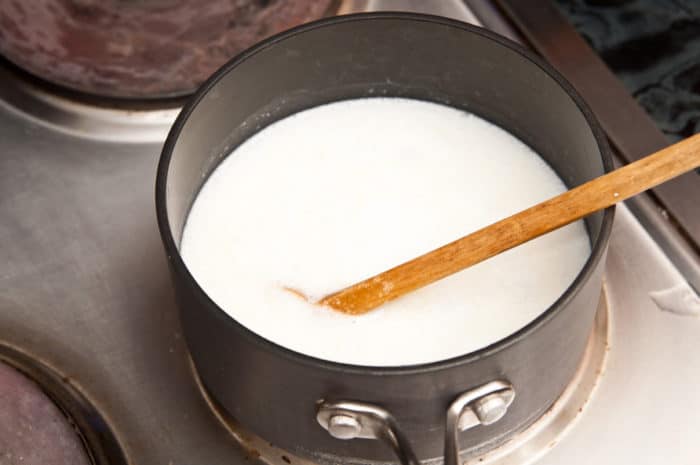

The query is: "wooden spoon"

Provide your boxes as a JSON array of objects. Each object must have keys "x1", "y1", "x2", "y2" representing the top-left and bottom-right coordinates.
[{"x1": 309, "y1": 133, "x2": 700, "y2": 315}]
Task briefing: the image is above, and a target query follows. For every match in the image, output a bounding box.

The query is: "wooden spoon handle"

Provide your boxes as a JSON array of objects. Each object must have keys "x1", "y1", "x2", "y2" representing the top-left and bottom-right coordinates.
[{"x1": 320, "y1": 134, "x2": 700, "y2": 315}]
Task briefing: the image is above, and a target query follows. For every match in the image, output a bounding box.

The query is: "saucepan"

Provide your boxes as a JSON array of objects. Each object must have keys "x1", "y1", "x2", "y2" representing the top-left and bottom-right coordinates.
[{"x1": 156, "y1": 12, "x2": 613, "y2": 464}]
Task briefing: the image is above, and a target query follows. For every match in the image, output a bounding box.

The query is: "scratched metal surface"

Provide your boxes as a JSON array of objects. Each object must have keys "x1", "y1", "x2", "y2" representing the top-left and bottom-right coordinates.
[{"x1": 0, "y1": 1, "x2": 698, "y2": 464}]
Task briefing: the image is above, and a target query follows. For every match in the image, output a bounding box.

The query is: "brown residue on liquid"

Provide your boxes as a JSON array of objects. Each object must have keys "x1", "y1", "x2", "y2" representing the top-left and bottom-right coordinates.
[{"x1": 282, "y1": 287, "x2": 310, "y2": 302}]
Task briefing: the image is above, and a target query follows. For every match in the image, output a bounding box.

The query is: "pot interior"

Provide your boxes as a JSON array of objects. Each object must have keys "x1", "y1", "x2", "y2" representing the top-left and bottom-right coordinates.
[
  {"x1": 157, "y1": 14, "x2": 614, "y2": 461},
  {"x1": 161, "y1": 13, "x2": 609, "y2": 346}
]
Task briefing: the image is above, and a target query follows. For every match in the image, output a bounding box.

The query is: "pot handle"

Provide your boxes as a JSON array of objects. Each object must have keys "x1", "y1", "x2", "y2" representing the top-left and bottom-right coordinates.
[
  {"x1": 444, "y1": 380, "x2": 515, "y2": 465},
  {"x1": 316, "y1": 380, "x2": 514, "y2": 465},
  {"x1": 317, "y1": 400, "x2": 420, "y2": 465}
]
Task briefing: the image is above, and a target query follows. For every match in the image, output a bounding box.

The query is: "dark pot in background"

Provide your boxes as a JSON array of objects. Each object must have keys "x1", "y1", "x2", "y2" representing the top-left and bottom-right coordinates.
[{"x1": 156, "y1": 12, "x2": 613, "y2": 464}]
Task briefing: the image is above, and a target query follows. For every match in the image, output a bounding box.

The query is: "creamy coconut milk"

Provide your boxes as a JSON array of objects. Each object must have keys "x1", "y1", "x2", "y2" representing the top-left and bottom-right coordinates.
[{"x1": 181, "y1": 98, "x2": 590, "y2": 366}]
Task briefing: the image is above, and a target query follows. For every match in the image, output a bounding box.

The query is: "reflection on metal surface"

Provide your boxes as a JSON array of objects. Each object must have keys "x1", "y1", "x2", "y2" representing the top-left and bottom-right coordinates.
[
  {"x1": 649, "y1": 284, "x2": 700, "y2": 317},
  {"x1": 192, "y1": 294, "x2": 608, "y2": 465},
  {"x1": 0, "y1": 63, "x2": 179, "y2": 143},
  {"x1": 343, "y1": 0, "x2": 479, "y2": 22},
  {"x1": 622, "y1": 188, "x2": 700, "y2": 294}
]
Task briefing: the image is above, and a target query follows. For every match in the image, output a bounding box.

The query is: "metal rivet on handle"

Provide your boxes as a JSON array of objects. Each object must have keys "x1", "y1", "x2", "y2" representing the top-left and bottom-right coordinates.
[
  {"x1": 444, "y1": 381, "x2": 515, "y2": 465},
  {"x1": 327, "y1": 414, "x2": 362, "y2": 440},
  {"x1": 316, "y1": 400, "x2": 420, "y2": 465},
  {"x1": 472, "y1": 392, "x2": 510, "y2": 425}
]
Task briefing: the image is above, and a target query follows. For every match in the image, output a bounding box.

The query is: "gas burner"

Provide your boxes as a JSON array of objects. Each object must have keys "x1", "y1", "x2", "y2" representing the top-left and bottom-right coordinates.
[
  {"x1": 191, "y1": 297, "x2": 609, "y2": 465},
  {"x1": 0, "y1": 362, "x2": 90, "y2": 465},
  {"x1": 0, "y1": 0, "x2": 338, "y2": 99},
  {"x1": 0, "y1": 344, "x2": 127, "y2": 465}
]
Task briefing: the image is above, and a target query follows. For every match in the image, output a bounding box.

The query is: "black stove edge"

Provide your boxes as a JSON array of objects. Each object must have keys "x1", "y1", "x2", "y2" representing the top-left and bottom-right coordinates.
[{"x1": 465, "y1": 0, "x2": 700, "y2": 293}]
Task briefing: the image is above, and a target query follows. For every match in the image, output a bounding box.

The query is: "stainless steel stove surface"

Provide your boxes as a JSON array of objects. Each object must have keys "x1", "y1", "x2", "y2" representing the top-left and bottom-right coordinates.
[{"x1": 1, "y1": 1, "x2": 699, "y2": 465}]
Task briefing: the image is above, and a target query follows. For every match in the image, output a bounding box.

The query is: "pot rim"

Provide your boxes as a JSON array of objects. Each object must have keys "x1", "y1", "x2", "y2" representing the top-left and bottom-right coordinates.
[{"x1": 155, "y1": 11, "x2": 615, "y2": 376}]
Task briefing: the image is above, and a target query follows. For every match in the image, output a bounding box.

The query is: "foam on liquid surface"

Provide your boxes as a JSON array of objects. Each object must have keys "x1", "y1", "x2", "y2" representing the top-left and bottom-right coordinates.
[{"x1": 181, "y1": 98, "x2": 591, "y2": 366}]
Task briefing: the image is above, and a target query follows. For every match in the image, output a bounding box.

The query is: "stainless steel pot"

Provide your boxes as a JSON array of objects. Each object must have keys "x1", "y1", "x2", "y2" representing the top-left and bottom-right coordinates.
[{"x1": 156, "y1": 12, "x2": 614, "y2": 465}]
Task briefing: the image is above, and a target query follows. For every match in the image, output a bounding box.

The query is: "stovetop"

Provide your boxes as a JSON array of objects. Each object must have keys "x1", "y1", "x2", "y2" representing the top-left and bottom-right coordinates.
[{"x1": 1, "y1": 1, "x2": 699, "y2": 464}]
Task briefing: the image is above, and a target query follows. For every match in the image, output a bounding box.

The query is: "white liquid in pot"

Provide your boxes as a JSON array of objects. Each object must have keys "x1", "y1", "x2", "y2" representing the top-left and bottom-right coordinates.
[{"x1": 181, "y1": 98, "x2": 591, "y2": 366}]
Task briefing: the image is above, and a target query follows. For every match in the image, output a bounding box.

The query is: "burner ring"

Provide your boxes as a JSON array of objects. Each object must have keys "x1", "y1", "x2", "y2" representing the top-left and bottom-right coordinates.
[
  {"x1": 0, "y1": 58, "x2": 180, "y2": 143},
  {"x1": 0, "y1": 344, "x2": 128, "y2": 465}
]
